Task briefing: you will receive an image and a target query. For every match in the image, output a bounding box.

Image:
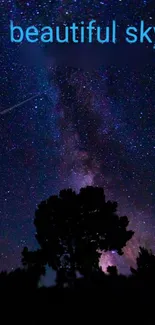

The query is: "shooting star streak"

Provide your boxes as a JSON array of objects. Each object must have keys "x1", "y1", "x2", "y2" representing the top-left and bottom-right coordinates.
[{"x1": 0, "y1": 94, "x2": 41, "y2": 116}]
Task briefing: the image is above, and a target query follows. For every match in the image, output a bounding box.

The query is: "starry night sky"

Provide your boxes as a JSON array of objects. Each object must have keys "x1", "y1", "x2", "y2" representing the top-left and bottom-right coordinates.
[{"x1": 0, "y1": 0, "x2": 155, "y2": 275}]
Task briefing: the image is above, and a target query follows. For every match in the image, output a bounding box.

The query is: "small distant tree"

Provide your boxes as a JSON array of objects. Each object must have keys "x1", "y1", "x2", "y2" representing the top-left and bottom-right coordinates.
[
  {"x1": 22, "y1": 186, "x2": 134, "y2": 286},
  {"x1": 131, "y1": 247, "x2": 155, "y2": 278},
  {"x1": 107, "y1": 265, "x2": 118, "y2": 276}
]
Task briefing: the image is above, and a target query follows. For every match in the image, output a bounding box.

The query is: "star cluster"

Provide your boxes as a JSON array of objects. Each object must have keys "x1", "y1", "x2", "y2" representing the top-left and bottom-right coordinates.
[{"x1": 0, "y1": 0, "x2": 155, "y2": 274}]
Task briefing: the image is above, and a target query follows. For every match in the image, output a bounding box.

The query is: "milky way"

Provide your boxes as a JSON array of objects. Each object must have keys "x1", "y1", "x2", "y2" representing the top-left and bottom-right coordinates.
[{"x1": 0, "y1": 0, "x2": 155, "y2": 274}]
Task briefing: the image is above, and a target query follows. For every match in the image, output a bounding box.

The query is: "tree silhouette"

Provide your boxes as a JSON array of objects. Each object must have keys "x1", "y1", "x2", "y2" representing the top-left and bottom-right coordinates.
[
  {"x1": 131, "y1": 246, "x2": 155, "y2": 279},
  {"x1": 22, "y1": 186, "x2": 134, "y2": 286},
  {"x1": 22, "y1": 247, "x2": 46, "y2": 274},
  {"x1": 0, "y1": 267, "x2": 42, "y2": 292},
  {"x1": 107, "y1": 265, "x2": 118, "y2": 276}
]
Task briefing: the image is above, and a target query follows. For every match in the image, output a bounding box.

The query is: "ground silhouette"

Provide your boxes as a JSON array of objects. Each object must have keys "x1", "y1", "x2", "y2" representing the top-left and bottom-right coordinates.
[{"x1": 0, "y1": 186, "x2": 154, "y2": 324}]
